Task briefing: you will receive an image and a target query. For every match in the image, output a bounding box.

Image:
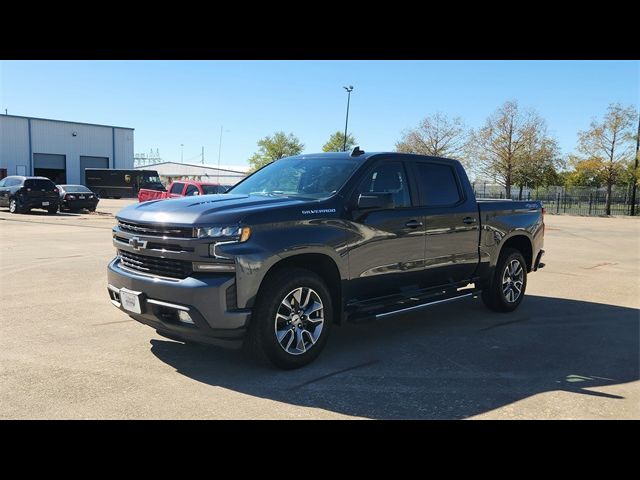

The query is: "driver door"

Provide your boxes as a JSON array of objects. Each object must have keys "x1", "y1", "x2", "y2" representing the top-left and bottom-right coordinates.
[{"x1": 346, "y1": 160, "x2": 426, "y2": 300}]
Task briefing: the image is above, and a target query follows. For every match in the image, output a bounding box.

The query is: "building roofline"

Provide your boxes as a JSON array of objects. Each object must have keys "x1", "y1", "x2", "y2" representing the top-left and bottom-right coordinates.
[
  {"x1": 1, "y1": 114, "x2": 134, "y2": 130},
  {"x1": 135, "y1": 161, "x2": 248, "y2": 173}
]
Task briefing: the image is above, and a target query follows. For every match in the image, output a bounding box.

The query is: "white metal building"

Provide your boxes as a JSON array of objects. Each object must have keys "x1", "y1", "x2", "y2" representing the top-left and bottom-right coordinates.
[
  {"x1": 135, "y1": 162, "x2": 248, "y2": 186},
  {"x1": 0, "y1": 114, "x2": 134, "y2": 184}
]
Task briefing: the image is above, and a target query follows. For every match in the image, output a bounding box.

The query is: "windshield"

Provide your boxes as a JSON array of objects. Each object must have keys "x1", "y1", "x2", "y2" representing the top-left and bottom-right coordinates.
[
  {"x1": 142, "y1": 174, "x2": 162, "y2": 183},
  {"x1": 229, "y1": 157, "x2": 360, "y2": 199},
  {"x1": 61, "y1": 185, "x2": 92, "y2": 193}
]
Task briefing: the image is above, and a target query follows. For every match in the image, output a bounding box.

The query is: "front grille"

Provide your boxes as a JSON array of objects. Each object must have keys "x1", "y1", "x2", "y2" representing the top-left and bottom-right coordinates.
[
  {"x1": 118, "y1": 220, "x2": 195, "y2": 238},
  {"x1": 118, "y1": 250, "x2": 192, "y2": 279},
  {"x1": 114, "y1": 235, "x2": 194, "y2": 253}
]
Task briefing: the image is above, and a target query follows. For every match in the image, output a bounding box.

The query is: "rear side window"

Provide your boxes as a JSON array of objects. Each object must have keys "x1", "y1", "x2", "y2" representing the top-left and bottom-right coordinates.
[
  {"x1": 25, "y1": 179, "x2": 56, "y2": 190},
  {"x1": 169, "y1": 182, "x2": 184, "y2": 194},
  {"x1": 414, "y1": 163, "x2": 462, "y2": 206}
]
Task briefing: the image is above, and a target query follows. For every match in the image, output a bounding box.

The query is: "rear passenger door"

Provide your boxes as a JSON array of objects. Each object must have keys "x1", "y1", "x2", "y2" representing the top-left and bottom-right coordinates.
[{"x1": 409, "y1": 160, "x2": 480, "y2": 287}]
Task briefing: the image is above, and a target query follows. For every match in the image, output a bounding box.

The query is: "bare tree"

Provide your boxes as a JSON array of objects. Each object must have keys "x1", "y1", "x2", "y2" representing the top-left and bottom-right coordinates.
[
  {"x1": 468, "y1": 100, "x2": 547, "y2": 197},
  {"x1": 576, "y1": 103, "x2": 638, "y2": 215},
  {"x1": 396, "y1": 112, "x2": 468, "y2": 162}
]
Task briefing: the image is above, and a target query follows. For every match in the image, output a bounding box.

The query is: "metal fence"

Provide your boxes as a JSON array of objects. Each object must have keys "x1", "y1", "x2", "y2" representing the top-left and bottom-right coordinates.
[{"x1": 474, "y1": 190, "x2": 640, "y2": 216}]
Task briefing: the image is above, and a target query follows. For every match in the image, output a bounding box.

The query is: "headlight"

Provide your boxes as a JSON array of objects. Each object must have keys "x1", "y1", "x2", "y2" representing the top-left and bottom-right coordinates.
[{"x1": 196, "y1": 225, "x2": 251, "y2": 242}]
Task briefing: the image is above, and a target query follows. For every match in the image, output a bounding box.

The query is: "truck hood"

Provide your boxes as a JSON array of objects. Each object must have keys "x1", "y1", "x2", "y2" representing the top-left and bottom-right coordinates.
[{"x1": 116, "y1": 194, "x2": 311, "y2": 225}]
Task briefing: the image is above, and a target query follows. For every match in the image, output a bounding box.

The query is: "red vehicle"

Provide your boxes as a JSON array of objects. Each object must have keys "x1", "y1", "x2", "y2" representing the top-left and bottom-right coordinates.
[{"x1": 138, "y1": 180, "x2": 228, "y2": 202}]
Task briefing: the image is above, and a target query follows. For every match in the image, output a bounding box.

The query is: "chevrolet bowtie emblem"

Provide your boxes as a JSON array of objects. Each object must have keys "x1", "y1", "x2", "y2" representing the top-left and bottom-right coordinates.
[{"x1": 129, "y1": 237, "x2": 147, "y2": 251}]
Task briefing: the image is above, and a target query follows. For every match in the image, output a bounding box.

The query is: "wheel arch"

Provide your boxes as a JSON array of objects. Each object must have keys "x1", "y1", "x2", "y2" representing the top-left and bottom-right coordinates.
[
  {"x1": 499, "y1": 233, "x2": 534, "y2": 272},
  {"x1": 258, "y1": 252, "x2": 344, "y2": 324}
]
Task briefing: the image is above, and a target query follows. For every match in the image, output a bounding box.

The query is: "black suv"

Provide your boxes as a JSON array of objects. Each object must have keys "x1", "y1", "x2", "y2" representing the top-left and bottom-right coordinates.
[{"x1": 0, "y1": 176, "x2": 60, "y2": 214}]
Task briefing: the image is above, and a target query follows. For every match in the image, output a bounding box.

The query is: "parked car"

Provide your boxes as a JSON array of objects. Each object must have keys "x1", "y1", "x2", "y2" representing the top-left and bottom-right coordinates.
[
  {"x1": 0, "y1": 176, "x2": 59, "y2": 214},
  {"x1": 138, "y1": 180, "x2": 228, "y2": 202},
  {"x1": 57, "y1": 184, "x2": 99, "y2": 212},
  {"x1": 108, "y1": 149, "x2": 545, "y2": 369}
]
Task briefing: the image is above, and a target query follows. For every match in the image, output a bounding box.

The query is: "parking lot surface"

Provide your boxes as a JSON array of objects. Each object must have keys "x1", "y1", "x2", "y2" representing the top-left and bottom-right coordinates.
[{"x1": 0, "y1": 200, "x2": 638, "y2": 419}]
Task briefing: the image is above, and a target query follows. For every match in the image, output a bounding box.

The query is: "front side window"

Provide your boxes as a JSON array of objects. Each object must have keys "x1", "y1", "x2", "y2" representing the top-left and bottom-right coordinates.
[
  {"x1": 229, "y1": 157, "x2": 361, "y2": 199},
  {"x1": 414, "y1": 163, "x2": 461, "y2": 206},
  {"x1": 358, "y1": 161, "x2": 411, "y2": 208},
  {"x1": 169, "y1": 182, "x2": 184, "y2": 195},
  {"x1": 185, "y1": 184, "x2": 200, "y2": 196}
]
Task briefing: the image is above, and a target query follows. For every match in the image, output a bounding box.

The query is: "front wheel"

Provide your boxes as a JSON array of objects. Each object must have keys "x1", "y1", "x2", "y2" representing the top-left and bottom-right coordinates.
[
  {"x1": 246, "y1": 267, "x2": 332, "y2": 369},
  {"x1": 481, "y1": 248, "x2": 527, "y2": 312}
]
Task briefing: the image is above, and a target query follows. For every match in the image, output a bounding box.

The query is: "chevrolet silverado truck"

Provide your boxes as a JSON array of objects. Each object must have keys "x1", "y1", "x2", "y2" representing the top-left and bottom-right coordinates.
[
  {"x1": 107, "y1": 149, "x2": 545, "y2": 369},
  {"x1": 138, "y1": 180, "x2": 228, "y2": 203}
]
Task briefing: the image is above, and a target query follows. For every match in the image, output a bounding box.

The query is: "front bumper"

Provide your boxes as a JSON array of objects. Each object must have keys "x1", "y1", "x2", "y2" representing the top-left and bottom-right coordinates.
[{"x1": 107, "y1": 257, "x2": 250, "y2": 348}]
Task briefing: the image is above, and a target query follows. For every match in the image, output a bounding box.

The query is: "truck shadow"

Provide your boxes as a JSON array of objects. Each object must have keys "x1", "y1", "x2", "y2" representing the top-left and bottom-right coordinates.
[{"x1": 149, "y1": 295, "x2": 639, "y2": 419}]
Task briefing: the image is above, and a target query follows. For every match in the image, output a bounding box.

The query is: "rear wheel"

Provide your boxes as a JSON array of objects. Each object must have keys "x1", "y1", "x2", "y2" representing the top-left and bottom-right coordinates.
[
  {"x1": 245, "y1": 267, "x2": 332, "y2": 369},
  {"x1": 47, "y1": 206, "x2": 58, "y2": 214},
  {"x1": 88, "y1": 206, "x2": 96, "y2": 212},
  {"x1": 482, "y1": 248, "x2": 527, "y2": 312},
  {"x1": 8, "y1": 197, "x2": 26, "y2": 214}
]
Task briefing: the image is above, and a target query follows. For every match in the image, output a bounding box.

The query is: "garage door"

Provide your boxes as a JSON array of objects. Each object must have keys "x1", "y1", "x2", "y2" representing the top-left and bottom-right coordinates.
[
  {"x1": 33, "y1": 153, "x2": 67, "y2": 183},
  {"x1": 34, "y1": 153, "x2": 66, "y2": 170},
  {"x1": 80, "y1": 156, "x2": 109, "y2": 185}
]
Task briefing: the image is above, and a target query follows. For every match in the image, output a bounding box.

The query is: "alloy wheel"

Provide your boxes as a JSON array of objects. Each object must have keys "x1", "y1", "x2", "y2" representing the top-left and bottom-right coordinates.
[{"x1": 274, "y1": 287, "x2": 324, "y2": 355}]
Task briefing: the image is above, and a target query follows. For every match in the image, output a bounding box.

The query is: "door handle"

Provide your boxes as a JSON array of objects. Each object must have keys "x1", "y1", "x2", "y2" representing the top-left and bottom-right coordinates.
[
  {"x1": 463, "y1": 217, "x2": 477, "y2": 224},
  {"x1": 405, "y1": 220, "x2": 423, "y2": 228}
]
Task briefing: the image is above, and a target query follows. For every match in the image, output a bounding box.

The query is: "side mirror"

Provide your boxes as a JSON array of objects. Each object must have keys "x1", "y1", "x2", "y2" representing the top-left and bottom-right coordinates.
[{"x1": 357, "y1": 192, "x2": 395, "y2": 210}]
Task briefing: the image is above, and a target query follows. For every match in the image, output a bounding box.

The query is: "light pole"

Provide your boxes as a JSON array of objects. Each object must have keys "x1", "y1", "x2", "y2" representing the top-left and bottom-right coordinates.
[
  {"x1": 342, "y1": 85, "x2": 353, "y2": 151},
  {"x1": 631, "y1": 114, "x2": 640, "y2": 216},
  {"x1": 180, "y1": 144, "x2": 184, "y2": 163}
]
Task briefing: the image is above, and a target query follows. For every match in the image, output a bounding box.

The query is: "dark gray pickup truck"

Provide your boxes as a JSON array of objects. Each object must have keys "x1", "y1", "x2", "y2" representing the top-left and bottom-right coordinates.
[{"x1": 107, "y1": 149, "x2": 545, "y2": 369}]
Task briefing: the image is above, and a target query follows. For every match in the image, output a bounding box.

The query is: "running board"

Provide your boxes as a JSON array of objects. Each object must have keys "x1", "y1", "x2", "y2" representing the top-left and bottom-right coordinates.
[
  {"x1": 348, "y1": 289, "x2": 479, "y2": 323},
  {"x1": 376, "y1": 292, "x2": 474, "y2": 319}
]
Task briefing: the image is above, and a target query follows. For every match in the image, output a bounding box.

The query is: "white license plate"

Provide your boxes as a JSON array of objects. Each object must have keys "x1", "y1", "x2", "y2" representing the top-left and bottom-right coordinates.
[
  {"x1": 42, "y1": 201, "x2": 50, "y2": 206},
  {"x1": 120, "y1": 288, "x2": 142, "y2": 314},
  {"x1": 79, "y1": 195, "x2": 85, "y2": 199}
]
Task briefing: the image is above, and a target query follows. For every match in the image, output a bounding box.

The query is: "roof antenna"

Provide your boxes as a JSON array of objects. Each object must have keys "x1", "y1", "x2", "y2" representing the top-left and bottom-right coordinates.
[{"x1": 350, "y1": 146, "x2": 365, "y2": 157}]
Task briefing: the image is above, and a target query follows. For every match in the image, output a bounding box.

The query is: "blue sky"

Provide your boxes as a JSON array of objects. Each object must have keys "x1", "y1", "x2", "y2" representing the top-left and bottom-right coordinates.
[{"x1": 1, "y1": 60, "x2": 638, "y2": 168}]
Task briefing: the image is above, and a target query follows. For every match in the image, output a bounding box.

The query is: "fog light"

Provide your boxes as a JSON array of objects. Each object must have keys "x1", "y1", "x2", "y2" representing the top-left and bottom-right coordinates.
[{"x1": 178, "y1": 311, "x2": 194, "y2": 324}]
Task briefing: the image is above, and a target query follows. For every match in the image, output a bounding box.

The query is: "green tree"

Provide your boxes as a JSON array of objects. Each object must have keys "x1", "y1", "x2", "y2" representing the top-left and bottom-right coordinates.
[
  {"x1": 575, "y1": 103, "x2": 637, "y2": 214},
  {"x1": 396, "y1": 112, "x2": 468, "y2": 162},
  {"x1": 322, "y1": 131, "x2": 357, "y2": 152},
  {"x1": 564, "y1": 155, "x2": 607, "y2": 187},
  {"x1": 468, "y1": 101, "x2": 548, "y2": 197},
  {"x1": 248, "y1": 132, "x2": 304, "y2": 171},
  {"x1": 512, "y1": 136, "x2": 562, "y2": 199}
]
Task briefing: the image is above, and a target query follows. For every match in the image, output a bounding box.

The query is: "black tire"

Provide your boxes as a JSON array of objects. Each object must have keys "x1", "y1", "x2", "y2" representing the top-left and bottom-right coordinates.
[
  {"x1": 114, "y1": 196, "x2": 122, "y2": 200},
  {"x1": 88, "y1": 207, "x2": 96, "y2": 212},
  {"x1": 8, "y1": 197, "x2": 26, "y2": 214},
  {"x1": 245, "y1": 267, "x2": 333, "y2": 369},
  {"x1": 482, "y1": 248, "x2": 527, "y2": 312},
  {"x1": 47, "y1": 206, "x2": 58, "y2": 214}
]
